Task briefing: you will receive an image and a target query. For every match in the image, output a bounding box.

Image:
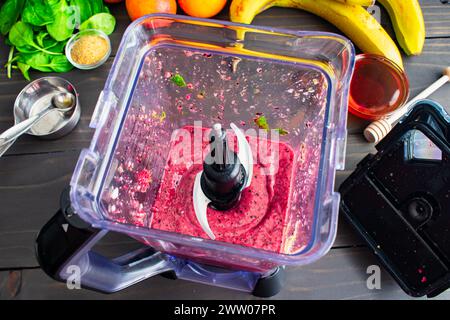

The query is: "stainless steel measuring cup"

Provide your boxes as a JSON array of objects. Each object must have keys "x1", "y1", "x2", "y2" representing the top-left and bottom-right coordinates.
[{"x1": 0, "y1": 77, "x2": 81, "y2": 157}]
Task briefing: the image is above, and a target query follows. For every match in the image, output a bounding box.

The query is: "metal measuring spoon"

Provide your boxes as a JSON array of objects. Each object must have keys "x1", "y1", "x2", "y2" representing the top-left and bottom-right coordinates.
[{"x1": 0, "y1": 92, "x2": 76, "y2": 157}]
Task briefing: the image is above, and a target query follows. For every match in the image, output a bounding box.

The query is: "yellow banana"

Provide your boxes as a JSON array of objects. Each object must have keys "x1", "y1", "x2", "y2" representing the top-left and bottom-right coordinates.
[
  {"x1": 377, "y1": 0, "x2": 425, "y2": 55},
  {"x1": 230, "y1": 0, "x2": 403, "y2": 69},
  {"x1": 334, "y1": 0, "x2": 374, "y2": 6}
]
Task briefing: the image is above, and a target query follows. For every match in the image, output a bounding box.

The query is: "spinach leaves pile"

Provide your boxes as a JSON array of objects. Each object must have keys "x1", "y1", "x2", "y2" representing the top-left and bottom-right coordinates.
[{"x1": 0, "y1": 0, "x2": 116, "y2": 80}]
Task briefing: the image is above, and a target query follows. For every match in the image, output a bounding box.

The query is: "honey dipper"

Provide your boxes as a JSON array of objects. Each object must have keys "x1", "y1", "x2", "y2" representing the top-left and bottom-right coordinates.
[{"x1": 364, "y1": 66, "x2": 450, "y2": 143}]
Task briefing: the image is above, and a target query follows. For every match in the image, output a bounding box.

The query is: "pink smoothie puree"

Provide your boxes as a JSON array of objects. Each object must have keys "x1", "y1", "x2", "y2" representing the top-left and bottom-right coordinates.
[
  {"x1": 150, "y1": 126, "x2": 294, "y2": 253},
  {"x1": 100, "y1": 47, "x2": 328, "y2": 255}
]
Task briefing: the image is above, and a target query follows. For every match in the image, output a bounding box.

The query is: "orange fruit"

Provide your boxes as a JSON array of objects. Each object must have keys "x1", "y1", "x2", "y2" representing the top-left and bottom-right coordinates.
[
  {"x1": 178, "y1": 0, "x2": 227, "y2": 18},
  {"x1": 126, "y1": 0, "x2": 177, "y2": 21}
]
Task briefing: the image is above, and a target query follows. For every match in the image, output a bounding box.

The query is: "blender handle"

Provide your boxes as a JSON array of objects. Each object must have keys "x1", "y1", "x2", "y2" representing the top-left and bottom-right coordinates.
[
  {"x1": 36, "y1": 202, "x2": 174, "y2": 293},
  {"x1": 35, "y1": 188, "x2": 284, "y2": 296}
]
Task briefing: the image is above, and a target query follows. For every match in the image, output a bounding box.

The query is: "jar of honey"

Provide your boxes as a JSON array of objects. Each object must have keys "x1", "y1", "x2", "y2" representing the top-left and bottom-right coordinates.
[{"x1": 349, "y1": 54, "x2": 409, "y2": 120}]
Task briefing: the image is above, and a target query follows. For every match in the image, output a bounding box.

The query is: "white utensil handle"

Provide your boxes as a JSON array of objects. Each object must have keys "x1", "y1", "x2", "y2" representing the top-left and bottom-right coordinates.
[
  {"x1": 389, "y1": 74, "x2": 449, "y2": 124},
  {"x1": 0, "y1": 138, "x2": 17, "y2": 157},
  {"x1": 364, "y1": 74, "x2": 449, "y2": 143},
  {"x1": 0, "y1": 107, "x2": 52, "y2": 144}
]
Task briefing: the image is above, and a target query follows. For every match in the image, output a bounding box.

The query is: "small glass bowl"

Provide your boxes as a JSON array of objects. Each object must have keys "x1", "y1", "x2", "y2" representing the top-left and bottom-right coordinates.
[
  {"x1": 348, "y1": 54, "x2": 409, "y2": 120},
  {"x1": 65, "y1": 29, "x2": 111, "y2": 70}
]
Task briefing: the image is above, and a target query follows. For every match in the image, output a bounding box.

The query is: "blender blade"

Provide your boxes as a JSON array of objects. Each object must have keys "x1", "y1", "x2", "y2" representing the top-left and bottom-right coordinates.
[
  {"x1": 192, "y1": 123, "x2": 253, "y2": 239},
  {"x1": 230, "y1": 123, "x2": 253, "y2": 188},
  {"x1": 193, "y1": 171, "x2": 215, "y2": 239}
]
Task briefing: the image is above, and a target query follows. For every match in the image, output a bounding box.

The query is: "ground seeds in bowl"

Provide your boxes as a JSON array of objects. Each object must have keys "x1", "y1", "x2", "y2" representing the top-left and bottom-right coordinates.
[{"x1": 71, "y1": 35, "x2": 109, "y2": 65}]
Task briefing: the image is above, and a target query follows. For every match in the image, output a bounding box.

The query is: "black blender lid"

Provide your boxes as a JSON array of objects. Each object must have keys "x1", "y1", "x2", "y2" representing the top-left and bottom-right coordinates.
[{"x1": 339, "y1": 100, "x2": 450, "y2": 298}]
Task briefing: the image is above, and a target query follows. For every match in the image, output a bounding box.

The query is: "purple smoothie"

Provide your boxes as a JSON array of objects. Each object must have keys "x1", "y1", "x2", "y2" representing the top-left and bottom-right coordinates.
[{"x1": 150, "y1": 126, "x2": 295, "y2": 252}]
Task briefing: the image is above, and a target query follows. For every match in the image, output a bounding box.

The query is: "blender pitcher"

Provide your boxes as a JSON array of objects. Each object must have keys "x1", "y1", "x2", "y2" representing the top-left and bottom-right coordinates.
[{"x1": 36, "y1": 14, "x2": 355, "y2": 297}]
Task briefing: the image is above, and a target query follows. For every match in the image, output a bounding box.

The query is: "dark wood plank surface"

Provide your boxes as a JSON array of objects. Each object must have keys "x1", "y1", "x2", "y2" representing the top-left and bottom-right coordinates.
[
  {"x1": 0, "y1": 0, "x2": 449, "y2": 299},
  {"x1": 4, "y1": 247, "x2": 450, "y2": 300}
]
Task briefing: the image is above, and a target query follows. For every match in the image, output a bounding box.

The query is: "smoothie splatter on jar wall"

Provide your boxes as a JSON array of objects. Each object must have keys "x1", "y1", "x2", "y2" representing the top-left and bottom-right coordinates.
[{"x1": 100, "y1": 47, "x2": 328, "y2": 255}]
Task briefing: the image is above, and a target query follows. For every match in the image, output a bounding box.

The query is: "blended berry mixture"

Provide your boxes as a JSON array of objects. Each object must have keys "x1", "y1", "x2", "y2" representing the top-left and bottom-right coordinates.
[
  {"x1": 100, "y1": 47, "x2": 329, "y2": 255},
  {"x1": 150, "y1": 126, "x2": 294, "y2": 252}
]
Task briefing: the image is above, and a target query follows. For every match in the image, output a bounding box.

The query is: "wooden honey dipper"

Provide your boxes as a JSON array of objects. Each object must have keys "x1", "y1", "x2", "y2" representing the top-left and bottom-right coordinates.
[{"x1": 364, "y1": 66, "x2": 450, "y2": 143}]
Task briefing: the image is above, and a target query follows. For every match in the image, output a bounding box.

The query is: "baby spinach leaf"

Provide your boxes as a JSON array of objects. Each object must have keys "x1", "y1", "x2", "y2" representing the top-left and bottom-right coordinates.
[
  {"x1": 254, "y1": 115, "x2": 269, "y2": 130},
  {"x1": 171, "y1": 74, "x2": 187, "y2": 87},
  {"x1": 79, "y1": 13, "x2": 116, "y2": 35},
  {"x1": 47, "y1": 55, "x2": 73, "y2": 72},
  {"x1": 15, "y1": 45, "x2": 39, "y2": 53},
  {"x1": 19, "y1": 52, "x2": 53, "y2": 72},
  {"x1": 18, "y1": 35, "x2": 55, "y2": 51},
  {"x1": 9, "y1": 21, "x2": 62, "y2": 55},
  {"x1": 39, "y1": 33, "x2": 61, "y2": 50},
  {"x1": 8, "y1": 21, "x2": 34, "y2": 47},
  {"x1": 47, "y1": 0, "x2": 61, "y2": 7},
  {"x1": 90, "y1": 0, "x2": 105, "y2": 15},
  {"x1": 36, "y1": 31, "x2": 49, "y2": 47},
  {"x1": 6, "y1": 46, "x2": 15, "y2": 78},
  {"x1": 47, "y1": 0, "x2": 76, "y2": 41},
  {"x1": 19, "y1": 51, "x2": 73, "y2": 73},
  {"x1": 0, "y1": 0, "x2": 25, "y2": 35},
  {"x1": 22, "y1": 0, "x2": 54, "y2": 26},
  {"x1": 70, "y1": 0, "x2": 92, "y2": 23},
  {"x1": 17, "y1": 62, "x2": 31, "y2": 80},
  {"x1": 45, "y1": 40, "x2": 67, "y2": 54},
  {"x1": 20, "y1": 34, "x2": 64, "y2": 54},
  {"x1": 275, "y1": 128, "x2": 289, "y2": 136},
  {"x1": 4, "y1": 55, "x2": 19, "y2": 68},
  {"x1": 253, "y1": 116, "x2": 288, "y2": 134}
]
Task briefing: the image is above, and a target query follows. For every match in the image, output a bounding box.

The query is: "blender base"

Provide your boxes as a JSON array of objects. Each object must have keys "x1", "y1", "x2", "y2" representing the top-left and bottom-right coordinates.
[
  {"x1": 160, "y1": 262, "x2": 285, "y2": 298},
  {"x1": 36, "y1": 187, "x2": 285, "y2": 297},
  {"x1": 252, "y1": 267, "x2": 285, "y2": 298}
]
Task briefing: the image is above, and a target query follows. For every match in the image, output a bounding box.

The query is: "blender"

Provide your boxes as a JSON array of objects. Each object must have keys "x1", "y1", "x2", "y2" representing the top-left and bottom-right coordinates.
[{"x1": 36, "y1": 14, "x2": 354, "y2": 297}]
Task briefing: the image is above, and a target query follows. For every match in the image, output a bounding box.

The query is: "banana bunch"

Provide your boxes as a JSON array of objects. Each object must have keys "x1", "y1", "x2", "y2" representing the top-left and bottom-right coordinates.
[{"x1": 230, "y1": 0, "x2": 426, "y2": 69}]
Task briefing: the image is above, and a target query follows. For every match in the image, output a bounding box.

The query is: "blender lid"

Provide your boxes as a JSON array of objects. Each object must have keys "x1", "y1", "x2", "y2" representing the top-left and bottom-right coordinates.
[{"x1": 340, "y1": 100, "x2": 450, "y2": 297}]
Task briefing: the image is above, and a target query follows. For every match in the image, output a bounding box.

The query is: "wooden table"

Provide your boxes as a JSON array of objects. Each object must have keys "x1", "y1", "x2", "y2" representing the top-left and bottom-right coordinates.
[{"x1": 1, "y1": 1, "x2": 449, "y2": 300}]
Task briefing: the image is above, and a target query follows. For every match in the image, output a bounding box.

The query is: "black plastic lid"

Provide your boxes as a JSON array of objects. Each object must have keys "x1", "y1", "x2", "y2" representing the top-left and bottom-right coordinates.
[{"x1": 339, "y1": 100, "x2": 450, "y2": 298}]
